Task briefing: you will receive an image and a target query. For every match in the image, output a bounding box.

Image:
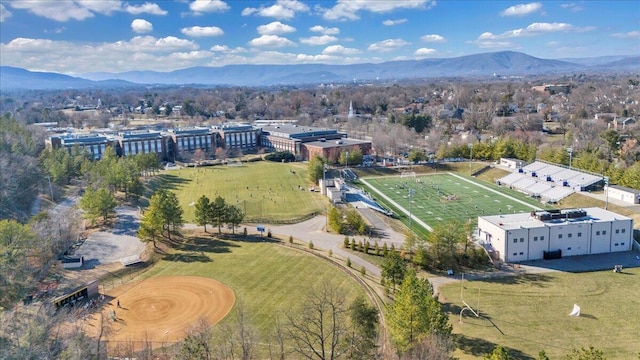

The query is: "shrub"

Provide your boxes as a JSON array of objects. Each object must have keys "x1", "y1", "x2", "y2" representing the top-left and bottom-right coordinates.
[
  {"x1": 360, "y1": 266, "x2": 366, "y2": 276},
  {"x1": 264, "y1": 151, "x2": 295, "y2": 162},
  {"x1": 346, "y1": 257, "x2": 352, "y2": 268},
  {"x1": 308, "y1": 241, "x2": 314, "y2": 249},
  {"x1": 344, "y1": 236, "x2": 350, "y2": 248},
  {"x1": 289, "y1": 235, "x2": 293, "y2": 244}
]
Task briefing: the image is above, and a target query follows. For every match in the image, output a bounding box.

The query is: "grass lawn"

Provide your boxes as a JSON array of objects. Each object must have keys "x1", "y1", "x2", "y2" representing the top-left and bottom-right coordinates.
[
  {"x1": 439, "y1": 268, "x2": 640, "y2": 359},
  {"x1": 154, "y1": 161, "x2": 326, "y2": 222},
  {"x1": 138, "y1": 233, "x2": 368, "y2": 352},
  {"x1": 361, "y1": 173, "x2": 549, "y2": 232}
]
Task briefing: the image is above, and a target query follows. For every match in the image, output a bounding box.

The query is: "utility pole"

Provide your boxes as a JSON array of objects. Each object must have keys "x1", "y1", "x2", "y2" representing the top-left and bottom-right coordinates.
[{"x1": 47, "y1": 175, "x2": 54, "y2": 202}]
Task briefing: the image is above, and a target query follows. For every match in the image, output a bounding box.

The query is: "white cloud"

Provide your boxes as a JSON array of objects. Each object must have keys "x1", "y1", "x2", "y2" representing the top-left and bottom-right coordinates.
[
  {"x1": 477, "y1": 22, "x2": 576, "y2": 41},
  {"x1": 300, "y1": 35, "x2": 338, "y2": 46},
  {"x1": 257, "y1": 21, "x2": 296, "y2": 35},
  {"x1": 0, "y1": 36, "x2": 200, "y2": 73},
  {"x1": 421, "y1": 34, "x2": 446, "y2": 42},
  {"x1": 414, "y1": 48, "x2": 436, "y2": 57},
  {"x1": 242, "y1": 0, "x2": 309, "y2": 20},
  {"x1": 167, "y1": 50, "x2": 212, "y2": 60},
  {"x1": 322, "y1": 45, "x2": 360, "y2": 55},
  {"x1": 210, "y1": 45, "x2": 247, "y2": 53},
  {"x1": 124, "y1": 2, "x2": 167, "y2": 15},
  {"x1": 500, "y1": 2, "x2": 542, "y2": 16},
  {"x1": 248, "y1": 34, "x2": 296, "y2": 48},
  {"x1": 321, "y1": 0, "x2": 435, "y2": 21},
  {"x1": 382, "y1": 18, "x2": 407, "y2": 26},
  {"x1": 0, "y1": 4, "x2": 12, "y2": 22},
  {"x1": 310, "y1": 25, "x2": 340, "y2": 35},
  {"x1": 470, "y1": 40, "x2": 515, "y2": 49},
  {"x1": 6, "y1": 1, "x2": 166, "y2": 21},
  {"x1": 189, "y1": 0, "x2": 230, "y2": 14},
  {"x1": 561, "y1": 3, "x2": 583, "y2": 12},
  {"x1": 611, "y1": 31, "x2": 640, "y2": 39},
  {"x1": 368, "y1": 39, "x2": 409, "y2": 52},
  {"x1": 131, "y1": 19, "x2": 153, "y2": 33},
  {"x1": 181, "y1": 26, "x2": 224, "y2": 37}
]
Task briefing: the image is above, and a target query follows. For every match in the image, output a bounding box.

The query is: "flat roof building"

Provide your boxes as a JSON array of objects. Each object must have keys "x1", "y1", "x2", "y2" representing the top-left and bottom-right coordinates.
[
  {"x1": 45, "y1": 133, "x2": 112, "y2": 160},
  {"x1": 606, "y1": 184, "x2": 640, "y2": 205},
  {"x1": 478, "y1": 208, "x2": 633, "y2": 263},
  {"x1": 258, "y1": 123, "x2": 371, "y2": 161},
  {"x1": 114, "y1": 130, "x2": 166, "y2": 157}
]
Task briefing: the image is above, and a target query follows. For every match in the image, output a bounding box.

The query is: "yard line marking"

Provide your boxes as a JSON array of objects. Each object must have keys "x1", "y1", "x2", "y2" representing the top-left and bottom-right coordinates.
[
  {"x1": 447, "y1": 173, "x2": 542, "y2": 210},
  {"x1": 360, "y1": 178, "x2": 433, "y2": 232}
]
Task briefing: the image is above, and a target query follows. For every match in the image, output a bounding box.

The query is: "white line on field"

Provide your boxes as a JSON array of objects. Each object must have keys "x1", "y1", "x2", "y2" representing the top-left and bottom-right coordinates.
[
  {"x1": 360, "y1": 178, "x2": 433, "y2": 232},
  {"x1": 447, "y1": 172, "x2": 542, "y2": 210}
]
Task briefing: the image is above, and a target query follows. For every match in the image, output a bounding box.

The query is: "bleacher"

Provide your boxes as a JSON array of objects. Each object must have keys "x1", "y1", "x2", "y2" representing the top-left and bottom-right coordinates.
[
  {"x1": 498, "y1": 161, "x2": 604, "y2": 203},
  {"x1": 540, "y1": 186, "x2": 575, "y2": 203}
]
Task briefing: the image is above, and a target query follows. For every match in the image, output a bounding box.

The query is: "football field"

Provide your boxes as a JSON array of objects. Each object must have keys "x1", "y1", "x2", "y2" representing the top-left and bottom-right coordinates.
[{"x1": 361, "y1": 173, "x2": 546, "y2": 230}]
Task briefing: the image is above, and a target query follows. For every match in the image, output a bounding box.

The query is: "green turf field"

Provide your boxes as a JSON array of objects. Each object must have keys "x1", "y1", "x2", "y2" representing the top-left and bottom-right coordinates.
[
  {"x1": 439, "y1": 268, "x2": 640, "y2": 359},
  {"x1": 362, "y1": 173, "x2": 547, "y2": 230},
  {"x1": 155, "y1": 161, "x2": 326, "y2": 222},
  {"x1": 139, "y1": 235, "x2": 367, "y2": 353}
]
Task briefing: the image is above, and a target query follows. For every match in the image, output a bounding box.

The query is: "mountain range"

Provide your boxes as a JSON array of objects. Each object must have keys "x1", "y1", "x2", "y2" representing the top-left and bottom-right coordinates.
[{"x1": 1, "y1": 51, "x2": 638, "y2": 90}]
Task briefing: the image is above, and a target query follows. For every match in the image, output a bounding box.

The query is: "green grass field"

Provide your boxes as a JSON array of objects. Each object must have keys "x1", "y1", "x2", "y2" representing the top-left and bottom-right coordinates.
[
  {"x1": 138, "y1": 234, "x2": 367, "y2": 352},
  {"x1": 362, "y1": 173, "x2": 548, "y2": 231},
  {"x1": 439, "y1": 268, "x2": 640, "y2": 359},
  {"x1": 155, "y1": 161, "x2": 326, "y2": 222}
]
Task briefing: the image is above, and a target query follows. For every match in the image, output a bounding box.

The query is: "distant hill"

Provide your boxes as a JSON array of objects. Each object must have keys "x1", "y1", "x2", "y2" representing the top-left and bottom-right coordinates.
[
  {"x1": 2, "y1": 51, "x2": 638, "y2": 90},
  {"x1": 0, "y1": 66, "x2": 134, "y2": 90}
]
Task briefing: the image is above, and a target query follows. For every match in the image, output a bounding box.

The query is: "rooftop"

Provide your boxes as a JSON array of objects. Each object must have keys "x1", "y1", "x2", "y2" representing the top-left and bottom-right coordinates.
[
  {"x1": 479, "y1": 207, "x2": 632, "y2": 231},
  {"x1": 260, "y1": 124, "x2": 339, "y2": 138},
  {"x1": 304, "y1": 138, "x2": 370, "y2": 148}
]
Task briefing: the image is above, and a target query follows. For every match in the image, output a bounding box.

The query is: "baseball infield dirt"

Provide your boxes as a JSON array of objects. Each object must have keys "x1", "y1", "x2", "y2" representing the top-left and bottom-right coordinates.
[{"x1": 87, "y1": 276, "x2": 235, "y2": 350}]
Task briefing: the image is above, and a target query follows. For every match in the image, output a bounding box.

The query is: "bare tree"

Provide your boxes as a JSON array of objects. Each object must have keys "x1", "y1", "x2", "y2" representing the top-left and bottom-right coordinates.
[{"x1": 285, "y1": 283, "x2": 348, "y2": 360}]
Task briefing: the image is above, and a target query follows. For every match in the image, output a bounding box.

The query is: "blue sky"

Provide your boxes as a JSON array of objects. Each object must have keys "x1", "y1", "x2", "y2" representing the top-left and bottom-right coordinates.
[{"x1": 0, "y1": 0, "x2": 638, "y2": 75}]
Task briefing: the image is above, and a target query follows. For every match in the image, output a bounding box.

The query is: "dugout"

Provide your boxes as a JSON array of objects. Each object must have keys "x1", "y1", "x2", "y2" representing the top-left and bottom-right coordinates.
[{"x1": 52, "y1": 280, "x2": 99, "y2": 309}]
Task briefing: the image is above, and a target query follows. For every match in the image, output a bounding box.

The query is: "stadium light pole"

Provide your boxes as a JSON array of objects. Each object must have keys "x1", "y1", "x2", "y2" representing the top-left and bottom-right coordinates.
[
  {"x1": 468, "y1": 143, "x2": 473, "y2": 172},
  {"x1": 567, "y1": 147, "x2": 573, "y2": 169}
]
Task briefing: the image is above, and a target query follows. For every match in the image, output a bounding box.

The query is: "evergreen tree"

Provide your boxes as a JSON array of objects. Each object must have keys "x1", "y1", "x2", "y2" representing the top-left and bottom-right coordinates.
[
  {"x1": 147, "y1": 189, "x2": 183, "y2": 240},
  {"x1": 210, "y1": 196, "x2": 227, "y2": 234},
  {"x1": 79, "y1": 186, "x2": 116, "y2": 225},
  {"x1": 386, "y1": 269, "x2": 452, "y2": 354},
  {"x1": 225, "y1": 205, "x2": 244, "y2": 234},
  {"x1": 194, "y1": 195, "x2": 211, "y2": 232},
  {"x1": 381, "y1": 251, "x2": 407, "y2": 292},
  {"x1": 484, "y1": 345, "x2": 510, "y2": 360}
]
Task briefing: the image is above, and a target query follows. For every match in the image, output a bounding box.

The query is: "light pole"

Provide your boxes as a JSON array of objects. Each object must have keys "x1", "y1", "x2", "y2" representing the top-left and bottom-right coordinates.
[
  {"x1": 604, "y1": 176, "x2": 609, "y2": 210},
  {"x1": 408, "y1": 189, "x2": 415, "y2": 231},
  {"x1": 567, "y1": 147, "x2": 573, "y2": 169},
  {"x1": 468, "y1": 143, "x2": 473, "y2": 172},
  {"x1": 345, "y1": 150, "x2": 349, "y2": 170}
]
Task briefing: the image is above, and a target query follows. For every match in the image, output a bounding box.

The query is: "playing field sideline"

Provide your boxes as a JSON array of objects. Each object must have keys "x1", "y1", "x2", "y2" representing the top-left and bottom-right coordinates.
[{"x1": 361, "y1": 173, "x2": 547, "y2": 230}]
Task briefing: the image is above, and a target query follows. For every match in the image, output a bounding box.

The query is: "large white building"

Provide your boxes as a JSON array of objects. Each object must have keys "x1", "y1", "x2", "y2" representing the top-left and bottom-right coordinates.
[{"x1": 478, "y1": 208, "x2": 633, "y2": 263}]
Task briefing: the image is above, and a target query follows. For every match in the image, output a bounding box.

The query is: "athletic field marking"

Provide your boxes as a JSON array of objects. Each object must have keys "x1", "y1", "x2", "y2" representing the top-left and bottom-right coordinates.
[
  {"x1": 360, "y1": 178, "x2": 433, "y2": 232},
  {"x1": 447, "y1": 173, "x2": 541, "y2": 210}
]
